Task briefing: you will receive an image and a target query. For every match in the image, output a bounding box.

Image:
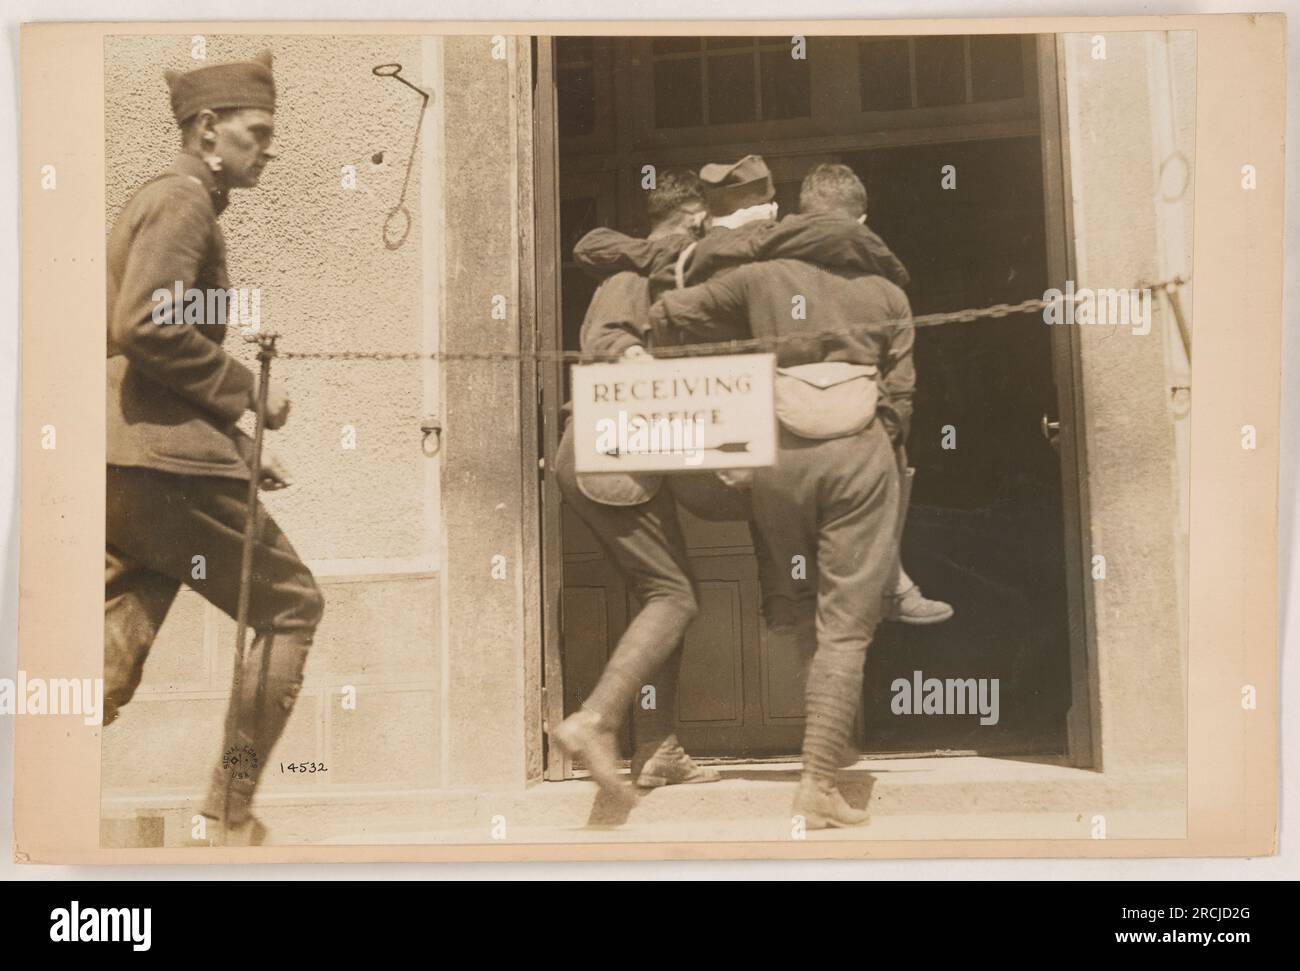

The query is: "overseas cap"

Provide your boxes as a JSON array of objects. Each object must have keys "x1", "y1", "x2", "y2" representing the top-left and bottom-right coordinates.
[
  {"x1": 164, "y1": 50, "x2": 276, "y2": 125},
  {"x1": 698, "y1": 154, "x2": 775, "y2": 216}
]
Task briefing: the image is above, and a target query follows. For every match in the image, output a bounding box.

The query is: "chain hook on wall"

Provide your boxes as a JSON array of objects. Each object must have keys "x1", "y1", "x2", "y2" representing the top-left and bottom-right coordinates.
[{"x1": 372, "y1": 63, "x2": 432, "y2": 251}]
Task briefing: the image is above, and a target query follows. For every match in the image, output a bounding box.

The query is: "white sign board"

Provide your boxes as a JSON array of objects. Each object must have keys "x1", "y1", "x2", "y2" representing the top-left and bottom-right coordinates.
[{"x1": 570, "y1": 353, "x2": 777, "y2": 473}]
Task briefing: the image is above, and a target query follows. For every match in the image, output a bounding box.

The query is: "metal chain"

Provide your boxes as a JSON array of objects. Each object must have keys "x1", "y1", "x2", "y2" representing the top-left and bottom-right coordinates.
[{"x1": 275, "y1": 278, "x2": 1187, "y2": 364}]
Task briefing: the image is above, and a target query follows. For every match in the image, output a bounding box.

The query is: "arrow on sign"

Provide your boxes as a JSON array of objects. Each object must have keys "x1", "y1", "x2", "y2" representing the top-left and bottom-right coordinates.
[{"x1": 598, "y1": 441, "x2": 753, "y2": 459}]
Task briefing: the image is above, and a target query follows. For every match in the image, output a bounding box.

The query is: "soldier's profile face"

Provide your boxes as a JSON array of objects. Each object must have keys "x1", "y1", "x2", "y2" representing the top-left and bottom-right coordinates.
[
  {"x1": 213, "y1": 108, "x2": 276, "y2": 188},
  {"x1": 683, "y1": 202, "x2": 706, "y2": 236}
]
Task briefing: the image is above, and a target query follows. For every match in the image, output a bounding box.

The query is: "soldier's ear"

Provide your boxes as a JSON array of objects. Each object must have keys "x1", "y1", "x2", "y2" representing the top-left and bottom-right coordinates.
[{"x1": 191, "y1": 108, "x2": 221, "y2": 143}]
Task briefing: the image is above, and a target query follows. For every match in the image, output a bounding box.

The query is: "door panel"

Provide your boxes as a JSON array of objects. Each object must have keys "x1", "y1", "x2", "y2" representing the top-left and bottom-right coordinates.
[
  {"x1": 676, "y1": 580, "x2": 745, "y2": 726},
  {"x1": 762, "y1": 625, "x2": 809, "y2": 722},
  {"x1": 561, "y1": 531, "x2": 632, "y2": 755},
  {"x1": 664, "y1": 553, "x2": 803, "y2": 756}
]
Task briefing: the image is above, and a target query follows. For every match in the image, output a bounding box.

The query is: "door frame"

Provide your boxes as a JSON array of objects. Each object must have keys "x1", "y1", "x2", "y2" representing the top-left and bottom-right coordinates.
[
  {"x1": 1036, "y1": 34, "x2": 1098, "y2": 769},
  {"x1": 533, "y1": 37, "x2": 572, "y2": 780},
  {"x1": 534, "y1": 34, "x2": 1100, "y2": 778}
]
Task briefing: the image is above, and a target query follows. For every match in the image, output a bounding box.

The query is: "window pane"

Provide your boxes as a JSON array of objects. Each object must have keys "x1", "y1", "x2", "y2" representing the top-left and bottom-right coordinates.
[
  {"x1": 707, "y1": 52, "x2": 756, "y2": 124},
  {"x1": 652, "y1": 37, "x2": 700, "y2": 55},
  {"x1": 556, "y1": 37, "x2": 593, "y2": 65},
  {"x1": 558, "y1": 66, "x2": 595, "y2": 137},
  {"x1": 970, "y1": 34, "x2": 1025, "y2": 101},
  {"x1": 858, "y1": 37, "x2": 912, "y2": 111},
  {"x1": 654, "y1": 57, "x2": 703, "y2": 128},
  {"x1": 915, "y1": 35, "x2": 966, "y2": 107},
  {"x1": 560, "y1": 196, "x2": 598, "y2": 260},
  {"x1": 760, "y1": 49, "x2": 810, "y2": 119},
  {"x1": 705, "y1": 37, "x2": 754, "y2": 50}
]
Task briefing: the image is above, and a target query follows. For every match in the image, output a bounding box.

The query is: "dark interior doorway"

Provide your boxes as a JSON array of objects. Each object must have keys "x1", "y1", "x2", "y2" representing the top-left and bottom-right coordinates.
[
  {"x1": 546, "y1": 35, "x2": 1073, "y2": 763},
  {"x1": 842, "y1": 138, "x2": 1070, "y2": 755}
]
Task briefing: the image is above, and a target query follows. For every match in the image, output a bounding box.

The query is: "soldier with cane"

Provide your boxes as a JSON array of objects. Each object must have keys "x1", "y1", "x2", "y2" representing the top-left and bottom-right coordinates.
[{"x1": 103, "y1": 52, "x2": 323, "y2": 846}]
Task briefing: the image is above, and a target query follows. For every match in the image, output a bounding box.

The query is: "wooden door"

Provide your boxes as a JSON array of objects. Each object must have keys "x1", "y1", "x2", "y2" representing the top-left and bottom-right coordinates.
[{"x1": 559, "y1": 500, "x2": 805, "y2": 758}]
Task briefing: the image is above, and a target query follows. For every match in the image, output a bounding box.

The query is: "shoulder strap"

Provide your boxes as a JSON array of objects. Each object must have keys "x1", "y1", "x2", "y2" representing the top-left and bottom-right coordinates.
[
  {"x1": 138, "y1": 171, "x2": 213, "y2": 212},
  {"x1": 674, "y1": 242, "x2": 697, "y2": 290}
]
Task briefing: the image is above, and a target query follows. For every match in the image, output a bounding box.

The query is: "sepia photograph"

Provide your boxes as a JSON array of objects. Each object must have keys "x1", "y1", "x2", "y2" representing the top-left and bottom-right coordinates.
[{"x1": 91, "y1": 27, "x2": 1200, "y2": 849}]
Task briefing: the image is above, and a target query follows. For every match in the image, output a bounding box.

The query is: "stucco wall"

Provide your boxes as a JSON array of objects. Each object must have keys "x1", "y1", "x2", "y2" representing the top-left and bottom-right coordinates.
[
  {"x1": 1062, "y1": 31, "x2": 1191, "y2": 771},
  {"x1": 102, "y1": 34, "x2": 448, "y2": 815}
]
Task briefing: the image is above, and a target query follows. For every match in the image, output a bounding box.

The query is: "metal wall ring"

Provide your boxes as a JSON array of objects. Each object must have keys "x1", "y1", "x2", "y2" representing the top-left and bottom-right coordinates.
[
  {"x1": 383, "y1": 205, "x2": 412, "y2": 251},
  {"x1": 1158, "y1": 150, "x2": 1190, "y2": 203}
]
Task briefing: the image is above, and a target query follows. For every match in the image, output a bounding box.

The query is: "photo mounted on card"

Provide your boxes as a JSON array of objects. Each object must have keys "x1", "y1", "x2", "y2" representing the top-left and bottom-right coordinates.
[{"x1": 14, "y1": 16, "x2": 1283, "y2": 862}]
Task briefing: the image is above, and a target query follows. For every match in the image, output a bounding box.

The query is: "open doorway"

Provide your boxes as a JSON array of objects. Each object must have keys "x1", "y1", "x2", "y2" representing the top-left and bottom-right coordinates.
[{"x1": 538, "y1": 34, "x2": 1085, "y2": 769}]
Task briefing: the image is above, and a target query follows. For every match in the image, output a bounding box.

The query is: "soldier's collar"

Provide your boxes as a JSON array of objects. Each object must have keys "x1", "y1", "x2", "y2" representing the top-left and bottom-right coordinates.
[{"x1": 170, "y1": 152, "x2": 230, "y2": 215}]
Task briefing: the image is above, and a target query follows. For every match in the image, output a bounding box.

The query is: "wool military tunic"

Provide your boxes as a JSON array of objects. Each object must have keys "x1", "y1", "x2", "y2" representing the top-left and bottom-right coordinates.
[{"x1": 107, "y1": 152, "x2": 257, "y2": 479}]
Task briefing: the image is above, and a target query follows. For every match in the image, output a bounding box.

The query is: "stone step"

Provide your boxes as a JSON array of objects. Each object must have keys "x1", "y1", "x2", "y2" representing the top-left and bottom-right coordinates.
[{"x1": 103, "y1": 757, "x2": 1186, "y2": 848}]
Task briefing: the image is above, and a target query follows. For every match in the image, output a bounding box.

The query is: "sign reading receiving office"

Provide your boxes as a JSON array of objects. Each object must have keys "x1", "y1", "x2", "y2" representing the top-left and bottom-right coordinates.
[{"x1": 571, "y1": 353, "x2": 777, "y2": 473}]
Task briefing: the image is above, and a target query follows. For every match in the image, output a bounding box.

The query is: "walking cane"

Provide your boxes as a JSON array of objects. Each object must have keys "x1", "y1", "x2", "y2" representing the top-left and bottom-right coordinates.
[{"x1": 223, "y1": 330, "x2": 278, "y2": 826}]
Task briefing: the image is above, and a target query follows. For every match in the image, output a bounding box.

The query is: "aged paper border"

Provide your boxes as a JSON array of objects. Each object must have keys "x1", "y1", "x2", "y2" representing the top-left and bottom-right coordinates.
[{"x1": 16, "y1": 14, "x2": 1284, "y2": 863}]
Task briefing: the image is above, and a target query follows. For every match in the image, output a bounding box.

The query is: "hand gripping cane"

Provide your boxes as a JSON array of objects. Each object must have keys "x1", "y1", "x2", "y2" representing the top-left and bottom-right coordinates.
[{"x1": 223, "y1": 330, "x2": 278, "y2": 824}]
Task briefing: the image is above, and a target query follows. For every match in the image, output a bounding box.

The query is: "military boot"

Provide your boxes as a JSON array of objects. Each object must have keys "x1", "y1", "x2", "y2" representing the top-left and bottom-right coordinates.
[
  {"x1": 631, "y1": 734, "x2": 721, "y2": 788},
  {"x1": 550, "y1": 708, "x2": 630, "y2": 801},
  {"x1": 792, "y1": 776, "x2": 871, "y2": 830}
]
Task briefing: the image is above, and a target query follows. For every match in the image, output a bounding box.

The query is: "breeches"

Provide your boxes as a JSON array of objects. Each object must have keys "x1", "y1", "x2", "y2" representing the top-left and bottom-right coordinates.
[{"x1": 104, "y1": 465, "x2": 324, "y2": 820}]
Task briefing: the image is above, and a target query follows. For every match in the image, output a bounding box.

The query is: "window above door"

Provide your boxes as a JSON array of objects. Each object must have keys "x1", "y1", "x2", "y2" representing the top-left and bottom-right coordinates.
[
  {"x1": 650, "y1": 37, "x2": 813, "y2": 128},
  {"x1": 557, "y1": 35, "x2": 1040, "y2": 157}
]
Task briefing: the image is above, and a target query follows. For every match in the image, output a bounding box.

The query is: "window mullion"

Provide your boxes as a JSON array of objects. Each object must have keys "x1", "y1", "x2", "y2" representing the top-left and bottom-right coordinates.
[
  {"x1": 963, "y1": 36, "x2": 974, "y2": 103},
  {"x1": 908, "y1": 37, "x2": 919, "y2": 108},
  {"x1": 701, "y1": 49, "x2": 711, "y2": 125}
]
